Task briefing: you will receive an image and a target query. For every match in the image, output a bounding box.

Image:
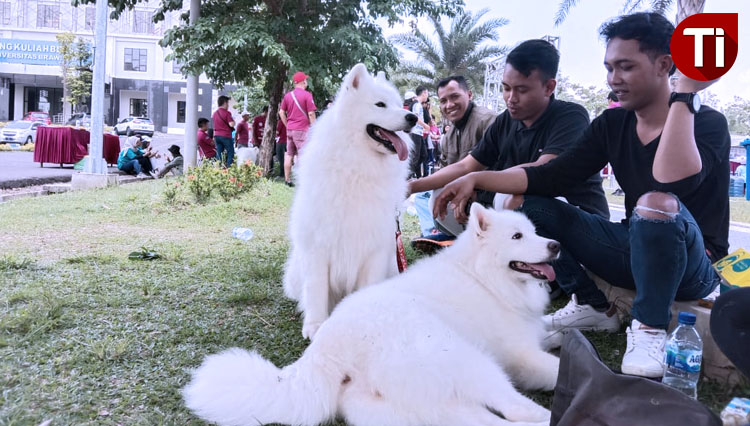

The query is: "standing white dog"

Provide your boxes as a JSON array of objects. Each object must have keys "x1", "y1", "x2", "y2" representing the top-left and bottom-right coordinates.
[
  {"x1": 283, "y1": 64, "x2": 416, "y2": 339},
  {"x1": 184, "y1": 205, "x2": 561, "y2": 426}
]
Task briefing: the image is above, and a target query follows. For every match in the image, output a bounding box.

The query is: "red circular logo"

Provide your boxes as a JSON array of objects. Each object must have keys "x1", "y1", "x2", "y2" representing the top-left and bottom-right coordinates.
[{"x1": 671, "y1": 13, "x2": 738, "y2": 81}]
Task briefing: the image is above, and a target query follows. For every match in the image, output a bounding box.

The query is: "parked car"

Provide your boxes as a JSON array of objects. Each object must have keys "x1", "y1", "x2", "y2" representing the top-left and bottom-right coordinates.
[
  {"x1": 23, "y1": 111, "x2": 51, "y2": 125},
  {"x1": 66, "y1": 113, "x2": 92, "y2": 127},
  {"x1": 114, "y1": 117, "x2": 154, "y2": 137},
  {"x1": 1, "y1": 120, "x2": 41, "y2": 144}
]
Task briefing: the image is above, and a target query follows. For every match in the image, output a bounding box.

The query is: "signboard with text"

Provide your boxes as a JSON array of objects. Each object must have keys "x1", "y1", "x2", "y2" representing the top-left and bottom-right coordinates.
[{"x1": 0, "y1": 39, "x2": 62, "y2": 66}]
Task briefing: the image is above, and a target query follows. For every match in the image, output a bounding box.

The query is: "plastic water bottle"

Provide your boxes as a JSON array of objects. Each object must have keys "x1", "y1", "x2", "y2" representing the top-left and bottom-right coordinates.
[
  {"x1": 232, "y1": 227, "x2": 254, "y2": 241},
  {"x1": 662, "y1": 312, "x2": 703, "y2": 398}
]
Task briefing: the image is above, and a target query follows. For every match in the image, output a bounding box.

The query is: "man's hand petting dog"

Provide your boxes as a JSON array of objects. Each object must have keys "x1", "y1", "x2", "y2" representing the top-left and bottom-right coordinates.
[{"x1": 432, "y1": 174, "x2": 477, "y2": 223}]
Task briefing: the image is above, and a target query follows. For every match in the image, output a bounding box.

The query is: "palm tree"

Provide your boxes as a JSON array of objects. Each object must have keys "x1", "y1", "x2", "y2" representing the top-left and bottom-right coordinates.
[
  {"x1": 554, "y1": 0, "x2": 705, "y2": 26},
  {"x1": 390, "y1": 9, "x2": 509, "y2": 94}
]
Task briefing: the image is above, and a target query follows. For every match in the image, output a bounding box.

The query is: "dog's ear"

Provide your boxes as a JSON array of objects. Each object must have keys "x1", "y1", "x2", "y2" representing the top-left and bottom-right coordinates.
[
  {"x1": 468, "y1": 203, "x2": 490, "y2": 237},
  {"x1": 345, "y1": 63, "x2": 369, "y2": 90},
  {"x1": 375, "y1": 71, "x2": 386, "y2": 81}
]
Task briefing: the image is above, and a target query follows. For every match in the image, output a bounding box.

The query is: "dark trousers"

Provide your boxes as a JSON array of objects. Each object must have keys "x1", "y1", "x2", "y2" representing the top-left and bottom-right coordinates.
[
  {"x1": 409, "y1": 133, "x2": 428, "y2": 178},
  {"x1": 276, "y1": 143, "x2": 286, "y2": 177},
  {"x1": 519, "y1": 195, "x2": 720, "y2": 329}
]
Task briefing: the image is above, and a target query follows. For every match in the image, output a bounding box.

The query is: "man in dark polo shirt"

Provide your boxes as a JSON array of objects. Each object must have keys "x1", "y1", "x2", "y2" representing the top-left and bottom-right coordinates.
[
  {"x1": 433, "y1": 13, "x2": 728, "y2": 378},
  {"x1": 409, "y1": 39, "x2": 609, "y2": 233}
]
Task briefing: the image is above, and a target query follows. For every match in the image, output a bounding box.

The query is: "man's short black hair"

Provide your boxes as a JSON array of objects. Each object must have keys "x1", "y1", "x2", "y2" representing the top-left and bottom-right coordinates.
[
  {"x1": 437, "y1": 76, "x2": 470, "y2": 92},
  {"x1": 599, "y1": 12, "x2": 675, "y2": 70},
  {"x1": 218, "y1": 95, "x2": 230, "y2": 107},
  {"x1": 506, "y1": 39, "x2": 560, "y2": 81},
  {"x1": 415, "y1": 85, "x2": 428, "y2": 96},
  {"x1": 198, "y1": 117, "x2": 209, "y2": 127}
]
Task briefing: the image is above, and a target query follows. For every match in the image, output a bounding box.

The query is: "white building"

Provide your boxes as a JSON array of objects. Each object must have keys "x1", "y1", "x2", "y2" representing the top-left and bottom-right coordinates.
[{"x1": 0, "y1": 0, "x2": 232, "y2": 133}]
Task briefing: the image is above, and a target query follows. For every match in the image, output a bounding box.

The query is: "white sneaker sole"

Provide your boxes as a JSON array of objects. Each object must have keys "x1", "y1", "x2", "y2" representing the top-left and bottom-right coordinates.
[
  {"x1": 544, "y1": 317, "x2": 621, "y2": 333},
  {"x1": 621, "y1": 363, "x2": 664, "y2": 378}
]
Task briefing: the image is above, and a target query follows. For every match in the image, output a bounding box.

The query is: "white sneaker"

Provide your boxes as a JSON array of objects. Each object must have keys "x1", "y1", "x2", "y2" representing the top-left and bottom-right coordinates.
[
  {"x1": 543, "y1": 294, "x2": 621, "y2": 332},
  {"x1": 621, "y1": 319, "x2": 666, "y2": 378},
  {"x1": 136, "y1": 173, "x2": 148, "y2": 178}
]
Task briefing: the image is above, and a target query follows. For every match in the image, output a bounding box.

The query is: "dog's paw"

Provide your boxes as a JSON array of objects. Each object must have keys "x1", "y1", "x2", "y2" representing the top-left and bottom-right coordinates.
[
  {"x1": 302, "y1": 321, "x2": 322, "y2": 340},
  {"x1": 503, "y1": 405, "x2": 551, "y2": 424}
]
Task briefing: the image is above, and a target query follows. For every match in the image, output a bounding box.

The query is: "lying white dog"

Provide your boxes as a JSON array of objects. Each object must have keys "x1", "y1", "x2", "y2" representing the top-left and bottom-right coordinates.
[
  {"x1": 184, "y1": 205, "x2": 560, "y2": 426},
  {"x1": 283, "y1": 64, "x2": 415, "y2": 339}
]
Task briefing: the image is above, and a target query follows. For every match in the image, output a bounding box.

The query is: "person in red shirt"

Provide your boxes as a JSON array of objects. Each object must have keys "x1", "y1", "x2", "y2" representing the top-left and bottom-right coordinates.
[
  {"x1": 251, "y1": 105, "x2": 268, "y2": 148},
  {"x1": 275, "y1": 115, "x2": 287, "y2": 178},
  {"x1": 235, "y1": 112, "x2": 251, "y2": 148},
  {"x1": 279, "y1": 71, "x2": 317, "y2": 186},
  {"x1": 211, "y1": 95, "x2": 236, "y2": 167},
  {"x1": 197, "y1": 117, "x2": 216, "y2": 160}
]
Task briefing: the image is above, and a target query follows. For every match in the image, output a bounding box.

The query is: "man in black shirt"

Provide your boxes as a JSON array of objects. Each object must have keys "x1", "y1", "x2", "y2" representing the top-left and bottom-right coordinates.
[
  {"x1": 409, "y1": 39, "x2": 609, "y2": 226},
  {"x1": 433, "y1": 12, "x2": 729, "y2": 378}
]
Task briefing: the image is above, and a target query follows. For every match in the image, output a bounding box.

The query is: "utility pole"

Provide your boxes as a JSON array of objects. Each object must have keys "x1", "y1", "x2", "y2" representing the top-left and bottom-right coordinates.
[
  {"x1": 73, "y1": 0, "x2": 114, "y2": 188},
  {"x1": 183, "y1": 0, "x2": 200, "y2": 172}
]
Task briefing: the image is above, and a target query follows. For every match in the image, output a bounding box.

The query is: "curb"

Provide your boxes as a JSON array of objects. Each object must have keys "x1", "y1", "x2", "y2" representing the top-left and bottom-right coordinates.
[
  {"x1": 0, "y1": 175, "x2": 154, "y2": 203},
  {"x1": 0, "y1": 175, "x2": 72, "y2": 190}
]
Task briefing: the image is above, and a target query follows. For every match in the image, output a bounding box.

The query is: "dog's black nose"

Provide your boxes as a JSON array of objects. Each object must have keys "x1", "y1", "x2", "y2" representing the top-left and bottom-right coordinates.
[
  {"x1": 548, "y1": 241, "x2": 560, "y2": 254},
  {"x1": 405, "y1": 113, "x2": 417, "y2": 126}
]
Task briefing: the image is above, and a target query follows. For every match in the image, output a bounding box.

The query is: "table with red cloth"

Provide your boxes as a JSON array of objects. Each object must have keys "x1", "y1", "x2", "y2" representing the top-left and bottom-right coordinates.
[{"x1": 33, "y1": 126, "x2": 121, "y2": 167}]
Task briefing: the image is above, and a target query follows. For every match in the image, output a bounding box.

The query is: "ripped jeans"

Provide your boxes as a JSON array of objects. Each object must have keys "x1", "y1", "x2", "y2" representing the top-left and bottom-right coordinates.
[{"x1": 519, "y1": 195, "x2": 720, "y2": 329}]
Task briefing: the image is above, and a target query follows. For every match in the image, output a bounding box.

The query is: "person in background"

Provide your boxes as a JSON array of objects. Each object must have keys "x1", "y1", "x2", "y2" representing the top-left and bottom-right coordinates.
[
  {"x1": 212, "y1": 95, "x2": 236, "y2": 166},
  {"x1": 235, "y1": 112, "x2": 251, "y2": 148},
  {"x1": 276, "y1": 115, "x2": 287, "y2": 178},
  {"x1": 252, "y1": 106, "x2": 269, "y2": 148},
  {"x1": 279, "y1": 71, "x2": 317, "y2": 187},
  {"x1": 197, "y1": 117, "x2": 216, "y2": 160},
  {"x1": 608, "y1": 90, "x2": 621, "y2": 108},
  {"x1": 118, "y1": 136, "x2": 154, "y2": 177},
  {"x1": 156, "y1": 145, "x2": 184, "y2": 178}
]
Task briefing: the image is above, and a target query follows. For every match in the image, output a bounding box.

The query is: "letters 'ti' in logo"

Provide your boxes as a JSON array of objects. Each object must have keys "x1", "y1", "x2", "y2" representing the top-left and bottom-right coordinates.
[{"x1": 671, "y1": 13, "x2": 738, "y2": 81}]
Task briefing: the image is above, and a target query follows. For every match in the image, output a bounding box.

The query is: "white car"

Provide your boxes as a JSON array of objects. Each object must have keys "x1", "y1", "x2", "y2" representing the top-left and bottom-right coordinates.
[
  {"x1": 114, "y1": 117, "x2": 154, "y2": 137},
  {"x1": 1, "y1": 120, "x2": 41, "y2": 144}
]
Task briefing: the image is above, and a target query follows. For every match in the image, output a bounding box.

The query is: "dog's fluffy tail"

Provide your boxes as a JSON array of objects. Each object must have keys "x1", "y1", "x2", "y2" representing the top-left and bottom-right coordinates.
[{"x1": 183, "y1": 348, "x2": 339, "y2": 426}]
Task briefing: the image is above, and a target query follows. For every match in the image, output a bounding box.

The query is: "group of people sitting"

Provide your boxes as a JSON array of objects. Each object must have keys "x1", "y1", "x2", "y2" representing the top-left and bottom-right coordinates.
[
  {"x1": 408, "y1": 12, "x2": 730, "y2": 380},
  {"x1": 117, "y1": 135, "x2": 184, "y2": 179}
]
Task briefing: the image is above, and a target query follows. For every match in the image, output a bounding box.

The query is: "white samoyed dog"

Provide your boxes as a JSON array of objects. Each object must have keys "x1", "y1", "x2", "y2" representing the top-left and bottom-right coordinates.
[
  {"x1": 283, "y1": 64, "x2": 416, "y2": 339},
  {"x1": 183, "y1": 205, "x2": 561, "y2": 426}
]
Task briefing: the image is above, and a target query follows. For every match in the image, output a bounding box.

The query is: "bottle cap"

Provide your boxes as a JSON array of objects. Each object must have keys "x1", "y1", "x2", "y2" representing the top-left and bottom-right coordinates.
[{"x1": 677, "y1": 311, "x2": 696, "y2": 325}]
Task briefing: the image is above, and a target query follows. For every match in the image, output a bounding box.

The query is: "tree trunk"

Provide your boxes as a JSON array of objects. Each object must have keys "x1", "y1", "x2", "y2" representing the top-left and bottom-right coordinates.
[
  {"x1": 258, "y1": 65, "x2": 287, "y2": 176},
  {"x1": 676, "y1": 0, "x2": 706, "y2": 23}
]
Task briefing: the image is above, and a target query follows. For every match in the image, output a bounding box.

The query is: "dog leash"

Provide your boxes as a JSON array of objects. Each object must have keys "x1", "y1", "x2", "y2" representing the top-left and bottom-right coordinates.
[{"x1": 396, "y1": 213, "x2": 407, "y2": 273}]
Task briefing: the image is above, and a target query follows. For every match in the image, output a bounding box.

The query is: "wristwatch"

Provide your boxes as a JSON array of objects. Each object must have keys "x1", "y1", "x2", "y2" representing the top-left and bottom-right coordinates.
[{"x1": 669, "y1": 92, "x2": 701, "y2": 114}]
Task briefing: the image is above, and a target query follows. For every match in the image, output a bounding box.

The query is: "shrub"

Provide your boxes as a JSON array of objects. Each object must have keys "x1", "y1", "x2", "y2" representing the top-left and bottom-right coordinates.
[{"x1": 164, "y1": 158, "x2": 262, "y2": 205}]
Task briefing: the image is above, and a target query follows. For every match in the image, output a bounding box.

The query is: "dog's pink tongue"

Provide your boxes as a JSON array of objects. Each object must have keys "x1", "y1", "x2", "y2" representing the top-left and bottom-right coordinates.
[
  {"x1": 530, "y1": 263, "x2": 556, "y2": 282},
  {"x1": 382, "y1": 129, "x2": 409, "y2": 161}
]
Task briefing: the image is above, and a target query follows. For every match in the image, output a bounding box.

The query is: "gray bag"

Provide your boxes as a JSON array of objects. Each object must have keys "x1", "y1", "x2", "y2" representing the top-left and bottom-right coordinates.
[{"x1": 551, "y1": 330, "x2": 721, "y2": 426}]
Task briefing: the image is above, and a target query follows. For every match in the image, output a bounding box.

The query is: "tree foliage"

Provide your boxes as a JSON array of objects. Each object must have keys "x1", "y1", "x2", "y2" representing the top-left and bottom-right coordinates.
[
  {"x1": 724, "y1": 96, "x2": 750, "y2": 135},
  {"x1": 56, "y1": 33, "x2": 93, "y2": 115},
  {"x1": 555, "y1": 0, "x2": 705, "y2": 26},
  {"x1": 555, "y1": 75, "x2": 610, "y2": 119},
  {"x1": 71, "y1": 0, "x2": 462, "y2": 175},
  {"x1": 390, "y1": 8, "x2": 508, "y2": 94}
]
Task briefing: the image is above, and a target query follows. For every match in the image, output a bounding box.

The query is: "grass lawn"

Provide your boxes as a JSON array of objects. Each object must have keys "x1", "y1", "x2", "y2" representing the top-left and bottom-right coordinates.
[{"x1": 0, "y1": 179, "x2": 745, "y2": 425}]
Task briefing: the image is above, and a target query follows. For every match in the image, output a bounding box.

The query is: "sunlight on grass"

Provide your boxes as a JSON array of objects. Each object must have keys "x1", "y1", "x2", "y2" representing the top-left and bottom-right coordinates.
[{"x1": 0, "y1": 179, "x2": 743, "y2": 425}]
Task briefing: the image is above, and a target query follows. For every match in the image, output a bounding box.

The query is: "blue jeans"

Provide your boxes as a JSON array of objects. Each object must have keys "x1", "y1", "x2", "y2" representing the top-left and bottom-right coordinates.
[
  {"x1": 119, "y1": 159, "x2": 141, "y2": 175},
  {"x1": 414, "y1": 191, "x2": 436, "y2": 236},
  {"x1": 519, "y1": 195, "x2": 720, "y2": 329},
  {"x1": 215, "y1": 136, "x2": 235, "y2": 167}
]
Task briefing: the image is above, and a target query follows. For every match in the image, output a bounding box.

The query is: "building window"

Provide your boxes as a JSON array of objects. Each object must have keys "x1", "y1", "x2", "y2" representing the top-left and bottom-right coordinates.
[
  {"x1": 36, "y1": 3, "x2": 60, "y2": 29},
  {"x1": 0, "y1": 2, "x2": 11, "y2": 26},
  {"x1": 172, "y1": 61, "x2": 181, "y2": 74},
  {"x1": 129, "y1": 98, "x2": 148, "y2": 117},
  {"x1": 177, "y1": 101, "x2": 186, "y2": 123},
  {"x1": 124, "y1": 48, "x2": 147, "y2": 72},
  {"x1": 84, "y1": 7, "x2": 95, "y2": 31},
  {"x1": 133, "y1": 10, "x2": 153, "y2": 34}
]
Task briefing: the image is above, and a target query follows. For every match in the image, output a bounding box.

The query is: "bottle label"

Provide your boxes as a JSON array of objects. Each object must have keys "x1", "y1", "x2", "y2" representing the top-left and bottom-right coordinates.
[{"x1": 665, "y1": 343, "x2": 702, "y2": 373}]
